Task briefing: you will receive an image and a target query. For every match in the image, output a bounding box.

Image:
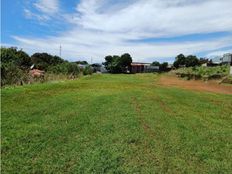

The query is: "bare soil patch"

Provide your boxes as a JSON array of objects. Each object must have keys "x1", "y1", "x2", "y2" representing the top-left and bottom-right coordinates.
[{"x1": 158, "y1": 75, "x2": 232, "y2": 95}]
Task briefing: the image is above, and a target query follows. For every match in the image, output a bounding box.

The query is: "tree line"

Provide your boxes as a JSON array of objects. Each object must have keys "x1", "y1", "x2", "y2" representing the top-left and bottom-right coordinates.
[
  {"x1": 1, "y1": 47, "x2": 210, "y2": 86},
  {"x1": 1, "y1": 47, "x2": 92, "y2": 86},
  {"x1": 173, "y1": 54, "x2": 200, "y2": 68},
  {"x1": 103, "y1": 53, "x2": 204, "y2": 73},
  {"x1": 151, "y1": 54, "x2": 207, "y2": 71}
]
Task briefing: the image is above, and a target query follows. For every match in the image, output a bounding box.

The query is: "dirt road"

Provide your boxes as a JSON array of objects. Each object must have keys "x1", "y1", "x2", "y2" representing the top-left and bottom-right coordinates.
[{"x1": 158, "y1": 75, "x2": 232, "y2": 95}]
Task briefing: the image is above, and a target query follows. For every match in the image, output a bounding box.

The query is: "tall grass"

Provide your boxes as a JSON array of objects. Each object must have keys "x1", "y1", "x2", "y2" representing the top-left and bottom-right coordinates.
[{"x1": 175, "y1": 65, "x2": 230, "y2": 80}]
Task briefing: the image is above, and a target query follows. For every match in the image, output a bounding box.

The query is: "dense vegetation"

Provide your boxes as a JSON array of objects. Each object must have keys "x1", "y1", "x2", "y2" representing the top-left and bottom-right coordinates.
[
  {"x1": 2, "y1": 74, "x2": 232, "y2": 173},
  {"x1": 175, "y1": 65, "x2": 230, "y2": 81},
  {"x1": 1, "y1": 47, "x2": 92, "y2": 86}
]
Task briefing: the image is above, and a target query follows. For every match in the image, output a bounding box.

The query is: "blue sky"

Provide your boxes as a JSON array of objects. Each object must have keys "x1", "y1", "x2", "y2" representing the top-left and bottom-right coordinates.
[{"x1": 1, "y1": 0, "x2": 232, "y2": 63}]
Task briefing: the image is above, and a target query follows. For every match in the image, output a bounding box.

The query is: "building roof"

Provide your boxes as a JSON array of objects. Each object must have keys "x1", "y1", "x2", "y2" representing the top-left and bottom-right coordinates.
[{"x1": 131, "y1": 62, "x2": 151, "y2": 66}]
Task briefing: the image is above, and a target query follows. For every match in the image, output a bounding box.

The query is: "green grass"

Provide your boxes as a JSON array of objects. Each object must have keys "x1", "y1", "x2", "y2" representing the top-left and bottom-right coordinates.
[{"x1": 1, "y1": 74, "x2": 232, "y2": 173}]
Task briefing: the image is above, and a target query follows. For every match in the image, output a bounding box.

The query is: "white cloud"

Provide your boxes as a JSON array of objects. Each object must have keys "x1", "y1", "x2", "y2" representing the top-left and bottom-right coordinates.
[
  {"x1": 23, "y1": 0, "x2": 59, "y2": 22},
  {"x1": 24, "y1": 8, "x2": 50, "y2": 22},
  {"x1": 34, "y1": 0, "x2": 59, "y2": 14},
  {"x1": 206, "y1": 49, "x2": 232, "y2": 57},
  {"x1": 12, "y1": 33, "x2": 232, "y2": 63},
  {"x1": 16, "y1": 0, "x2": 232, "y2": 62},
  {"x1": 73, "y1": 0, "x2": 232, "y2": 37}
]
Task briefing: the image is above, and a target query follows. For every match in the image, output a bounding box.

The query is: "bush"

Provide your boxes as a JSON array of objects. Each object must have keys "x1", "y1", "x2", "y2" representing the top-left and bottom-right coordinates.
[
  {"x1": 1, "y1": 62, "x2": 29, "y2": 86},
  {"x1": 175, "y1": 65, "x2": 230, "y2": 81},
  {"x1": 48, "y1": 62, "x2": 80, "y2": 78},
  {"x1": 83, "y1": 66, "x2": 93, "y2": 75}
]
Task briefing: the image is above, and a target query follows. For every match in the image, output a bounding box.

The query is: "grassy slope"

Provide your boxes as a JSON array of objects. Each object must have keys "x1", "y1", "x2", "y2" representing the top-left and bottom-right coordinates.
[{"x1": 1, "y1": 74, "x2": 232, "y2": 173}]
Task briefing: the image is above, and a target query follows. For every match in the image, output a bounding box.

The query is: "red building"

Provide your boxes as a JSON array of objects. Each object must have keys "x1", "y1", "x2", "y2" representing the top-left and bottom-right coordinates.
[{"x1": 131, "y1": 62, "x2": 159, "y2": 73}]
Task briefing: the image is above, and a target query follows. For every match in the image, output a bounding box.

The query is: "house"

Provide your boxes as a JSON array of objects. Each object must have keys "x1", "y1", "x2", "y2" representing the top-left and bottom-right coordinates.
[
  {"x1": 222, "y1": 53, "x2": 232, "y2": 65},
  {"x1": 131, "y1": 62, "x2": 148, "y2": 73},
  {"x1": 130, "y1": 62, "x2": 159, "y2": 73},
  {"x1": 202, "y1": 63, "x2": 207, "y2": 67},
  {"x1": 166, "y1": 64, "x2": 173, "y2": 71},
  {"x1": 91, "y1": 63, "x2": 108, "y2": 73},
  {"x1": 211, "y1": 56, "x2": 222, "y2": 64},
  {"x1": 100, "y1": 66, "x2": 108, "y2": 73},
  {"x1": 77, "y1": 64, "x2": 88, "y2": 69},
  {"x1": 145, "y1": 65, "x2": 160, "y2": 72},
  {"x1": 211, "y1": 53, "x2": 232, "y2": 65}
]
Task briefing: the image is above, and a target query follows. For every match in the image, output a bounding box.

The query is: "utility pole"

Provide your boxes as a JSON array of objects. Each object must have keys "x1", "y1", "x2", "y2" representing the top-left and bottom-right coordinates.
[{"x1": 59, "y1": 44, "x2": 62, "y2": 57}]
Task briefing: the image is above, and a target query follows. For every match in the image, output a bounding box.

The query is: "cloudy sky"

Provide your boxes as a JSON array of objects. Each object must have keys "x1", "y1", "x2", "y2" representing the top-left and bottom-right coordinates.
[{"x1": 2, "y1": 0, "x2": 232, "y2": 63}]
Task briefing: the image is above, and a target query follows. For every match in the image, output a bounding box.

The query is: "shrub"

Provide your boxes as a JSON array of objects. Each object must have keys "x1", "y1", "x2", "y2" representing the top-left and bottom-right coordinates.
[
  {"x1": 1, "y1": 62, "x2": 29, "y2": 86},
  {"x1": 175, "y1": 65, "x2": 230, "y2": 81},
  {"x1": 83, "y1": 66, "x2": 93, "y2": 75},
  {"x1": 48, "y1": 62, "x2": 80, "y2": 78}
]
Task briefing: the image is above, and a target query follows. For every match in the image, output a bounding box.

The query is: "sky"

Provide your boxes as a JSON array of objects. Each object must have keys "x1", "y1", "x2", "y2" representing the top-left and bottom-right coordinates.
[{"x1": 1, "y1": 0, "x2": 232, "y2": 63}]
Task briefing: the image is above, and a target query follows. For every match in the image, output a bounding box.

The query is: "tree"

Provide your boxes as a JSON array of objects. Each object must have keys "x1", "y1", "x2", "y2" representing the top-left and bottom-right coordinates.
[
  {"x1": 103, "y1": 53, "x2": 133, "y2": 73},
  {"x1": 111, "y1": 55, "x2": 121, "y2": 73},
  {"x1": 1, "y1": 47, "x2": 32, "y2": 68},
  {"x1": 173, "y1": 54, "x2": 186, "y2": 68},
  {"x1": 75, "y1": 61, "x2": 88, "y2": 65},
  {"x1": 120, "y1": 53, "x2": 132, "y2": 72},
  {"x1": 159, "y1": 62, "x2": 168, "y2": 71},
  {"x1": 31, "y1": 53, "x2": 65, "y2": 70},
  {"x1": 103, "y1": 55, "x2": 119, "y2": 73},
  {"x1": 103, "y1": 55, "x2": 113, "y2": 72},
  {"x1": 174, "y1": 54, "x2": 200, "y2": 68},
  {"x1": 151, "y1": 61, "x2": 160, "y2": 66},
  {"x1": 1, "y1": 47, "x2": 18, "y2": 63},
  {"x1": 185, "y1": 55, "x2": 200, "y2": 67},
  {"x1": 16, "y1": 50, "x2": 32, "y2": 69}
]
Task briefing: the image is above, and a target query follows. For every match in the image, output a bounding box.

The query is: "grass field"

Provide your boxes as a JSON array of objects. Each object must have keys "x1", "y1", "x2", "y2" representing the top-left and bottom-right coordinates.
[{"x1": 1, "y1": 74, "x2": 232, "y2": 173}]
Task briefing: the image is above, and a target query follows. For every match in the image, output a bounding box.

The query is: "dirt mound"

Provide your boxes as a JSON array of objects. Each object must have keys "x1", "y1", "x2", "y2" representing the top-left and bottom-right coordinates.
[{"x1": 158, "y1": 75, "x2": 232, "y2": 95}]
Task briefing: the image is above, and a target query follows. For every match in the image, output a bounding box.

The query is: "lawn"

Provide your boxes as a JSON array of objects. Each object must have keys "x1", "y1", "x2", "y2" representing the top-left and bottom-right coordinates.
[{"x1": 1, "y1": 74, "x2": 232, "y2": 173}]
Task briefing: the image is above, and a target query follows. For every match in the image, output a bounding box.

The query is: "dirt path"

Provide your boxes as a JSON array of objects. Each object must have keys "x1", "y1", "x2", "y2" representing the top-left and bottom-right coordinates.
[
  {"x1": 158, "y1": 75, "x2": 232, "y2": 95},
  {"x1": 131, "y1": 97, "x2": 156, "y2": 138}
]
